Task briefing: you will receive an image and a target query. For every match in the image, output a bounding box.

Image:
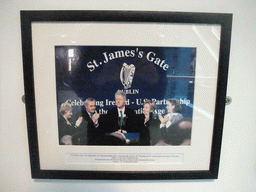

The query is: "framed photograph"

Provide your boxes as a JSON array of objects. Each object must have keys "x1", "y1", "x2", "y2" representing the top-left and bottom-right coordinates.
[{"x1": 21, "y1": 10, "x2": 232, "y2": 179}]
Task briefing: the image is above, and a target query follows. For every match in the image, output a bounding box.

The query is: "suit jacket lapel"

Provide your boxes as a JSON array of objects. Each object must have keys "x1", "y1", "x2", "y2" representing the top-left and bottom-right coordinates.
[{"x1": 83, "y1": 110, "x2": 94, "y2": 124}]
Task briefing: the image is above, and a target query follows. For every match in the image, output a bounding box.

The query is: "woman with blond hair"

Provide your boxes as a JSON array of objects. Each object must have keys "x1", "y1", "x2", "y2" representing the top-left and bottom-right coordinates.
[
  {"x1": 139, "y1": 99, "x2": 161, "y2": 145},
  {"x1": 58, "y1": 101, "x2": 83, "y2": 145}
]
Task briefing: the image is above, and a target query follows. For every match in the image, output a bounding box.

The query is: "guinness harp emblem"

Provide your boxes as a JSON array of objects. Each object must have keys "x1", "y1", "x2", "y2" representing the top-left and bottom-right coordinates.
[{"x1": 120, "y1": 63, "x2": 136, "y2": 89}]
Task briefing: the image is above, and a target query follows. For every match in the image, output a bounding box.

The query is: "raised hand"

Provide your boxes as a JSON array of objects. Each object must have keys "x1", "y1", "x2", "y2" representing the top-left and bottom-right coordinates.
[
  {"x1": 158, "y1": 114, "x2": 169, "y2": 124},
  {"x1": 91, "y1": 111, "x2": 100, "y2": 125}
]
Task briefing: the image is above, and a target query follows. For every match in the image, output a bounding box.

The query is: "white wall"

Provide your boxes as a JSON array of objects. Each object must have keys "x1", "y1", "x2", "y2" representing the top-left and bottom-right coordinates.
[{"x1": 0, "y1": 0, "x2": 256, "y2": 191}]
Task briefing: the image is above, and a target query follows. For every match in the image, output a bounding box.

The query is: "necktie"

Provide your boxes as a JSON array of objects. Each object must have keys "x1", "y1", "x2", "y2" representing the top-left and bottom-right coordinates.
[{"x1": 119, "y1": 111, "x2": 123, "y2": 127}]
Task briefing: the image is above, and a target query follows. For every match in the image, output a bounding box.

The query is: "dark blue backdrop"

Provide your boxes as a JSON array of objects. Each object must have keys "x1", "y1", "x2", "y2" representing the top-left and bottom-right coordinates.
[{"x1": 55, "y1": 46, "x2": 196, "y2": 119}]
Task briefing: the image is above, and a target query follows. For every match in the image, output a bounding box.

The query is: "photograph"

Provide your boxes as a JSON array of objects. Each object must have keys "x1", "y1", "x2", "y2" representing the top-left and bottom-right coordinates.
[{"x1": 55, "y1": 45, "x2": 195, "y2": 146}]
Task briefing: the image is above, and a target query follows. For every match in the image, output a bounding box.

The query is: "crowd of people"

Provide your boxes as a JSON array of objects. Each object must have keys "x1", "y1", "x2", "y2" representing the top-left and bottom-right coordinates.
[{"x1": 58, "y1": 91, "x2": 192, "y2": 146}]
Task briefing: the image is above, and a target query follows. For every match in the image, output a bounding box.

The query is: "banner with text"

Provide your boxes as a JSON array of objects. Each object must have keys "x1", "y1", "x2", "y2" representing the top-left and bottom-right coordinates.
[{"x1": 55, "y1": 46, "x2": 196, "y2": 119}]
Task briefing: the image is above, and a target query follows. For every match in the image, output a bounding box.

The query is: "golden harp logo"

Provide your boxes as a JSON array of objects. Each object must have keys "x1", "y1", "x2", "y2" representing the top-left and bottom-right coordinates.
[{"x1": 120, "y1": 63, "x2": 136, "y2": 89}]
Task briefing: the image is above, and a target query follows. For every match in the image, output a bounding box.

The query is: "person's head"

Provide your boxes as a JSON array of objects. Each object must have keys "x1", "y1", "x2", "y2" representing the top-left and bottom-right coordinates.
[
  {"x1": 103, "y1": 132, "x2": 126, "y2": 145},
  {"x1": 166, "y1": 98, "x2": 182, "y2": 113},
  {"x1": 115, "y1": 91, "x2": 126, "y2": 109},
  {"x1": 59, "y1": 101, "x2": 73, "y2": 119},
  {"x1": 84, "y1": 98, "x2": 96, "y2": 114},
  {"x1": 165, "y1": 118, "x2": 192, "y2": 146},
  {"x1": 179, "y1": 119, "x2": 192, "y2": 130},
  {"x1": 143, "y1": 100, "x2": 156, "y2": 116},
  {"x1": 60, "y1": 135, "x2": 72, "y2": 145}
]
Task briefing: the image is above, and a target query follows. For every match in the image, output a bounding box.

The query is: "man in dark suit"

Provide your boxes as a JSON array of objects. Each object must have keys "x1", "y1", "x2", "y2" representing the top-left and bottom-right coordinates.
[
  {"x1": 76, "y1": 97, "x2": 103, "y2": 145},
  {"x1": 102, "y1": 91, "x2": 150, "y2": 146},
  {"x1": 103, "y1": 91, "x2": 138, "y2": 134}
]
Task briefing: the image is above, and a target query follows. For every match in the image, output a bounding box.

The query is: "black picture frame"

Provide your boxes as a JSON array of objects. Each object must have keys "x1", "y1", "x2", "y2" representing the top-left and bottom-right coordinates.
[{"x1": 21, "y1": 10, "x2": 232, "y2": 180}]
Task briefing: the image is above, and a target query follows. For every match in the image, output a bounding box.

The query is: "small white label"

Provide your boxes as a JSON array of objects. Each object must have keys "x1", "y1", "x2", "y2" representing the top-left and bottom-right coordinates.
[{"x1": 65, "y1": 153, "x2": 183, "y2": 164}]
